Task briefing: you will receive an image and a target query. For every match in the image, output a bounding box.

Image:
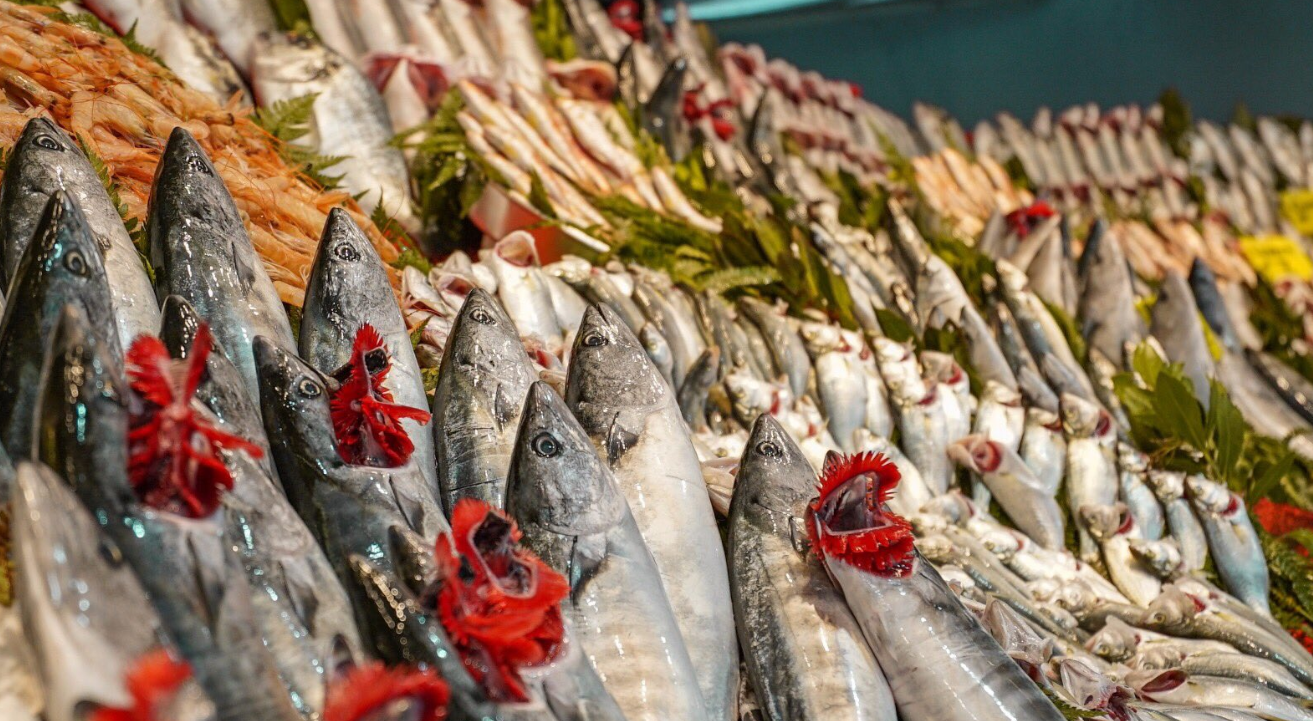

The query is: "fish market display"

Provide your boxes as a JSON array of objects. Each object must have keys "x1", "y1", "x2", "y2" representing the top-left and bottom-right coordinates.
[{"x1": 8, "y1": 2, "x2": 1313, "y2": 721}]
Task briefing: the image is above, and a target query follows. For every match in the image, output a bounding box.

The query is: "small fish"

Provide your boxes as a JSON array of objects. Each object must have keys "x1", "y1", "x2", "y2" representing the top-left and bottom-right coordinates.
[
  {"x1": 486, "y1": 232, "x2": 565, "y2": 355},
  {"x1": 949, "y1": 435, "x2": 1065, "y2": 550},
  {"x1": 1186, "y1": 475, "x2": 1271, "y2": 615},
  {"x1": 801, "y1": 322, "x2": 868, "y2": 452},
  {"x1": 1150, "y1": 271, "x2": 1215, "y2": 405},
  {"x1": 1077, "y1": 226, "x2": 1143, "y2": 367},
  {"x1": 1062, "y1": 394, "x2": 1120, "y2": 564},
  {"x1": 1127, "y1": 668, "x2": 1313, "y2": 721},
  {"x1": 1146, "y1": 470, "x2": 1209, "y2": 574},
  {"x1": 1081, "y1": 503, "x2": 1162, "y2": 606},
  {"x1": 1019, "y1": 407, "x2": 1066, "y2": 496}
]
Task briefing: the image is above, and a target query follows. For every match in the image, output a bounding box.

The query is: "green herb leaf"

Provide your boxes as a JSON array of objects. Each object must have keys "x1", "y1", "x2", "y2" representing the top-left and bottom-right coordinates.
[
  {"x1": 252, "y1": 94, "x2": 346, "y2": 189},
  {"x1": 1155, "y1": 372, "x2": 1208, "y2": 451}
]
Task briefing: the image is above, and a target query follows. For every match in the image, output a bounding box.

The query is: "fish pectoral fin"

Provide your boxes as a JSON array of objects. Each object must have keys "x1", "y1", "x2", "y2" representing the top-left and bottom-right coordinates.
[
  {"x1": 185, "y1": 532, "x2": 230, "y2": 631},
  {"x1": 279, "y1": 558, "x2": 321, "y2": 634},
  {"x1": 231, "y1": 238, "x2": 257, "y2": 294},
  {"x1": 387, "y1": 475, "x2": 429, "y2": 535},
  {"x1": 604, "y1": 413, "x2": 640, "y2": 466},
  {"x1": 788, "y1": 515, "x2": 811, "y2": 556}
]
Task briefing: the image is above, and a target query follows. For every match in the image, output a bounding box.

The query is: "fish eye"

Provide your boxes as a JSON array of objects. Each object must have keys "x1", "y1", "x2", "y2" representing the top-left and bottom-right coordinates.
[
  {"x1": 332, "y1": 242, "x2": 359, "y2": 262},
  {"x1": 581, "y1": 330, "x2": 607, "y2": 348},
  {"x1": 756, "y1": 440, "x2": 782, "y2": 458},
  {"x1": 532, "y1": 432, "x2": 562, "y2": 458},
  {"x1": 470, "y1": 306, "x2": 495, "y2": 325},
  {"x1": 297, "y1": 377, "x2": 322, "y2": 398},
  {"x1": 184, "y1": 154, "x2": 212, "y2": 175},
  {"x1": 63, "y1": 249, "x2": 88, "y2": 277},
  {"x1": 34, "y1": 133, "x2": 62, "y2": 151}
]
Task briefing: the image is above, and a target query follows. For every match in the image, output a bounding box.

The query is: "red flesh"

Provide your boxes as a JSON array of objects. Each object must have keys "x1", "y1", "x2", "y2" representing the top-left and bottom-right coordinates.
[
  {"x1": 89, "y1": 649, "x2": 192, "y2": 721},
  {"x1": 329, "y1": 325, "x2": 432, "y2": 468},
  {"x1": 324, "y1": 662, "x2": 450, "y2": 721},
  {"x1": 807, "y1": 451, "x2": 915, "y2": 577}
]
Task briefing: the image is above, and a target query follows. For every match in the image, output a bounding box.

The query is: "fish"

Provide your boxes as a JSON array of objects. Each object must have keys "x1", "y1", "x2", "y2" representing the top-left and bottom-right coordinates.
[
  {"x1": 12, "y1": 460, "x2": 216, "y2": 721},
  {"x1": 300, "y1": 208, "x2": 439, "y2": 497},
  {"x1": 0, "y1": 191, "x2": 122, "y2": 488},
  {"x1": 1186, "y1": 475, "x2": 1271, "y2": 615},
  {"x1": 1080, "y1": 503, "x2": 1162, "y2": 606},
  {"x1": 249, "y1": 33, "x2": 419, "y2": 235},
  {"x1": 949, "y1": 435, "x2": 1065, "y2": 550},
  {"x1": 506, "y1": 381, "x2": 707, "y2": 721},
  {"x1": 811, "y1": 451, "x2": 1066, "y2": 720},
  {"x1": 158, "y1": 295, "x2": 366, "y2": 713},
  {"x1": 147, "y1": 127, "x2": 296, "y2": 407},
  {"x1": 1149, "y1": 271, "x2": 1215, "y2": 405},
  {"x1": 631, "y1": 275, "x2": 704, "y2": 389},
  {"x1": 1076, "y1": 223, "x2": 1143, "y2": 367},
  {"x1": 1127, "y1": 668, "x2": 1313, "y2": 721},
  {"x1": 678, "y1": 347, "x2": 721, "y2": 431},
  {"x1": 486, "y1": 233, "x2": 565, "y2": 354},
  {"x1": 729, "y1": 417, "x2": 897, "y2": 720},
  {"x1": 177, "y1": 0, "x2": 276, "y2": 74},
  {"x1": 801, "y1": 322, "x2": 868, "y2": 452},
  {"x1": 1062, "y1": 393, "x2": 1120, "y2": 563},
  {"x1": 1019, "y1": 406, "x2": 1066, "y2": 496},
  {"x1": 1145, "y1": 470, "x2": 1209, "y2": 574},
  {"x1": 1117, "y1": 444, "x2": 1165, "y2": 541},
  {"x1": 1132, "y1": 647, "x2": 1313, "y2": 700},
  {"x1": 958, "y1": 303, "x2": 1020, "y2": 391},
  {"x1": 922, "y1": 350, "x2": 973, "y2": 440},
  {"x1": 430, "y1": 289, "x2": 537, "y2": 510},
  {"x1": 997, "y1": 259, "x2": 1095, "y2": 400},
  {"x1": 0, "y1": 116, "x2": 160, "y2": 347},
  {"x1": 35, "y1": 305, "x2": 302, "y2": 721},
  {"x1": 254, "y1": 338, "x2": 450, "y2": 656},
  {"x1": 565, "y1": 303, "x2": 739, "y2": 721}
]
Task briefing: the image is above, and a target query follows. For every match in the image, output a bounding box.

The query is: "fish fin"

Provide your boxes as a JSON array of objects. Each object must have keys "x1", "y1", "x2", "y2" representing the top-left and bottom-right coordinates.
[
  {"x1": 604, "y1": 413, "x2": 640, "y2": 466},
  {"x1": 387, "y1": 474, "x2": 431, "y2": 536},
  {"x1": 389, "y1": 525, "x2": 438, "y2": 596},
  {"x1": 231, "y1": 238, "x2": 257, "y2": 294},
  {"x1": 280, "y1": 558, "x2": 321, "y2": 635},
  {"x1": 788, "y1": 516, "x2": 810, "y2": 555},
  {"x1": 185, "y1": 532, "x2": 228, "y2": 631}
]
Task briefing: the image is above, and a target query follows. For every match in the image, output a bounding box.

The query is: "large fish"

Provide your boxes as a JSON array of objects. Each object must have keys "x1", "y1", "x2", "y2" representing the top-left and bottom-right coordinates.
[
  {"x1": 35, "y1": 306, "x2": 301, "y2": 721},
  {"x1": 1149, "y1": 271, "x2": 1215, "y2": 406},
  {"x1": 146, "y1": 127, "x2": 295, "y2": 406},
  {"x1": 430, "y1": 289, "x2": 537, "y2": 510},
  {"x1": 0, "y1": 117, "x2": 160, "y2": 346},
  {"x1": 300, "y1": 208, "x2": 439, "y2": 498},
  {"x1": 1076, "y1": 222, "x2": 1143, "y2": 367},
  {"x1": 729, "y1": 416, "x2": 897, "y2": 720},
  {"x1": 811, "y1": 451, "x2": 1066, "y2": 721},
  {"x1": 12, "y1": 460, "x2": 216, "y2": 721},
  {"x1": 0, "y1": 191, "x2": 121, "y2": 492},
  {"x1": 565, "y1": 303, "x2": 739, "y2": 721},
  {"x1": 506, "y1": 382, "x2": 707, "y2": 721}
]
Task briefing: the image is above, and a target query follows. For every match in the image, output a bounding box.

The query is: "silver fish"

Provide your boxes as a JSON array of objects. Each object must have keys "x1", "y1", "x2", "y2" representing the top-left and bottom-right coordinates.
[
  {"x1": 147, "y1": 128, "x2": 295, "y2": 406},
  {"x1": 1186, "y1": 475, "x2": 1271, "y2": 615},
  {"x1": 178, "y1": 0, "x2": 276, "y2": 73},
  {"x1": 1150, "y1": 271, "x2": 1215, "y2": 405},
  {"x1": 1117, "y1": 444, "x2": 1165, "y2": 541},
  {"x1": 1076, "y1": 226, "x2": 1143, "y2": 367},
  {"x1": 1062, "y1": 393, "x2": 1119, "y2": 563},
  {"x1": 1133, "y1": 647, "x2": 1313, "y2": 700},
  {"x1": 565, "y1": 303, "x2": 739, "y2": 720},
  {"x1": 1081, "y1": 503, "x2": 1162, "y2": 606},
  {"x1": 1126, "y1": 668, "x2": 1313, "y2": 721},
  {"x1": 949, "y1": 435, "x2": 1064, "y2": 550},
  {"x1": 801, "y1": 322, "x2": 867, "y2": 452},
  {"x1": 487, "y1": 232, "x2": 565, "y2": 354},
  {"x1": 431, "y1": 289, "x2": 537, "y2": 509},
  {"x1": 739, "y1": 297, "x2": 813, "y2": 403},
  {"x1": 0, "y1": 117, "x2": 159, "y2": 346},
  {"x1": 728, "y1": 415, "x2": 897, "y2": 720},
  {"x1": 1146, "y1": 470, "x2": 1209, "y2": 574},
  {"x1": 1019, "y1": 407, "x2": 1066, "y2": 496}
]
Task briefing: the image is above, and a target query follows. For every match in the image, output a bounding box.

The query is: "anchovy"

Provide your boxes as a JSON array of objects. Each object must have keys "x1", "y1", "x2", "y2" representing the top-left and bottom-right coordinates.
[
  {"x1": 565, "y1": 304, "x2": 739, "y2": 720},
  {"x1": 430, "y1": 289, "x2": 537, "y2": 510},
  {"x1": 0, "y1": 192, "x2": 122, "y2": 492},
  {"x1": 729, "y1": 416, "x2": 897, "y2": 720},
  {"x1": 147, "y1": 128, "x2": 295, "y2": 406},
  {"x1": 506, "y1": 382, "x2": 707, "y2": 721},
  {"x1": 0, "y1": 117, "x2": 159, "y2": 346}
]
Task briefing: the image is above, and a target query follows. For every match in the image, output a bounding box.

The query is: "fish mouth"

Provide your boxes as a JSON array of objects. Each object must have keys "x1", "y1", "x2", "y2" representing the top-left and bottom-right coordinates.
[{"x1": 807, "y1": 451, "x2": 915, "y2": 577}]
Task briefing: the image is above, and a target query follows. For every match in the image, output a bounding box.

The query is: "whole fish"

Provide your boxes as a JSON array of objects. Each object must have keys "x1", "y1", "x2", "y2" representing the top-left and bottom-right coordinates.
[
  {"x1": 949, "y1": 435, "x2": 1064, "y2": 549},
  {"x1": 565, "y1": 303, "x2": 739, "y2": 721},
  {"x1": 811, "y1": 453, "x2": 1066, "y2": 721},
  {"x1": 1081, "y1": 503, "x2": 1162, "y2": 606},
  {"x1": 729, "y1": 416, "x2": 897, "y2": 720},
  {"x1": 1063, "y1": 393, "x2": 1119, "y2": 563},
  {"x1": 801, "y1": 322, "x2": 867, "y2": 451},
  {"x1": 506, "y1": 382, "x2": 707, "y2": 721},
  {"x1": 1186, "y1": 475, "x2": 1271, "y2": 615},
  {"x1": 0, "y1": 191, "x2": 121, "y2": 488},
  {"x1": 1127, "y1": 668, "x2": 1313, "y2": 721},
  {"x1": 35, "y1": 306, "x2": 301, "y2": 721},
  {"x1": 430, "y1": 289, "x2": 537, "y2": 510},
  {"x1": 254, "y1": 338, "x2": 450, "y2": 657},
  {"x1": 679, "y1": 347, "x2": 721, "y2": 431},
  {"x1": 1146, "y1": 469, "x2": 1209, "y2": 574},
  {"x1": 1019, "y1": 407, "x2": 1066, "y2": 496},
  {"x1": 973, "y1": 380, "x2": 1025, "y2": 451},
  {"x1": 300, "y1": 208, "x2": 438, "y2": 497},
  {"x1": 1150, "y1": 271, "x2": 1215, "y2": 405},
  {"x1": 160, "y1": 296, "x2": 366, "y2": 713},
  {"x1": 1118, "y1": 444, "x2": 1165, "y2": 541},
  {"x1": 147, "y1": 128, "x2": 295, "y2": 406},
  {"x1": 0, "y1": 117, "x2": 159, "y2": 346},
  {"x1": 249, "y1": 33, "x2": 418, "y2": 235},
  {"x1": 486, "y1": 232, "x2": 565, "y2": 353},
  {"x1": 997, "y1": 259, "x2": 1095, "y2": 399},
  {"x1": 178, "y1": 0, "x2": 276, "y2": 73},
  {"x1": 1077, "y1": 225, "x2": 1143, "y2": 367},
  {"x1": 632, "y1": 275, "x2": 705, "y2": 389},
  {"x1": 12, "y1": 460, "x2": 216, "y2": 721},
  {"x1": 990, "y1": 301, "x2": 1059, "y2": 412},
  {"x1": 923, "y1": 350, "x2": 973, "y2": 440},
  {"x1": 958, "y1": 303, "x2": 1019, "y2": 391},
  {"x1": 1133, "y1": 647, "x2": 1312, "y2": 700}
]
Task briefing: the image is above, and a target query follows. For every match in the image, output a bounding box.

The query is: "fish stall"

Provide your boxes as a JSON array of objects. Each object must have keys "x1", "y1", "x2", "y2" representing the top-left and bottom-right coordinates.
[{"x1": 1, "y1": 1, "x2": 1313, "y2": 720}]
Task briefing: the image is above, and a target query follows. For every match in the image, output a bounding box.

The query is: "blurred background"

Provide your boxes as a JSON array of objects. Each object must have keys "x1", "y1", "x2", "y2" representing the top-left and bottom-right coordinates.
[{"x1": 678, "y1": 0, "x2": 1313, "y2": 123}]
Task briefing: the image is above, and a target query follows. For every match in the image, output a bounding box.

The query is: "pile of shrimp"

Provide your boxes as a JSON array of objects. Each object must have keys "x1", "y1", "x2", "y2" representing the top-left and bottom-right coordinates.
[{"x1": 0, "y1": 2, "x2": 401, "y2": 306}]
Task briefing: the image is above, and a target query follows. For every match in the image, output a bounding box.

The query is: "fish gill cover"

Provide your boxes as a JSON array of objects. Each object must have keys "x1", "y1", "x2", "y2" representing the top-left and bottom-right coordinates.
[
  {"x1": 807, "y1": 450, "x2": 916, "y2": 577},
  {"x1": 126, "y1": 325, "x2": 262, "y2": 518},
  {"x1": 329, "y1": 324, "x2": 432, "y2": 467},
  {"x1": 433, "y1": 499, "x2": 570, "y2": 703}
]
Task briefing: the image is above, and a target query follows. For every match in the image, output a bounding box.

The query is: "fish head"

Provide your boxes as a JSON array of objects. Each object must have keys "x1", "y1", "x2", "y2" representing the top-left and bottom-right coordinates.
[
  {"x1": 907, "y1": 512, "x2": 948, "y2": 536},
  {"x1": 249, "y1": 32, "x2": 338, "y2": 105},
  {"x1": 919, "y1": 351, "x2": 957, "y2": 384},
  {"x1": 12, "y1": 461, "x2": 142, "y2": 716},
  {"x1": 433, "y1": 271, "x2": 479, "y2": 314},
  {"x1": 977, "y1": 527, "x2": 1022, "y2": 559},
  {"x1": 981, "y1": 380, "x2": 1021, "y2": 406},
  {"x1": 911, "y1": 534, "x2": 955, "y2": 564},
  {"x1": 505, "y1": 381, "x2": 626, "y2": 540},
  {"x1": 917, "y1": 490, "x2": 975, "y2": 524},
  {"x1": 1115, "y1": 442, "x2": 1149, "y2": 472},
  {"x1": 1127, "y1": 538, "x2": 1182, "y2": 579},
  {"x1": 732, "y1": 414, "x2": 815, "y2": 529},
  {"x1": 946, "y1": 434, "x2": 1000, "y2": 475},
  {"x1": 0, "y1": 117, "x2": 100, "y2": 255},
  {"x1": 304, "y1": 208, "x2": 388, "y2": 331},
  {"x1": 491, "y1": 231, "x2": 541, "y2": 270},
  {"x1": 1144, "y1": 469, "x2": 1185, "y2": 503},
  {"x1": 147, "y1": 127, "x2": 242, "y2": 246},
  {"x1": 798, "y1": 320, "x2": 843, "y2": 354},
  {"x1": 1084, "y1": 617, "x2": 1139, "y2": 661},
  {"x1": 809, "y1": 449, "x2": 917, "y2": 577},
  {"x1": 1078, "y1": 502, "x2": 1130, "y2": 541},
  {"x1": 1025, "y1": 406, "x2": 1062, "y2": 433},
  {"x1": 1145, "y1": 586, "x2": 1202, "y2": 628},
  {"x1": 36, "y1": 304, "x2": 132, "y2": 511},
  {"x1": 10, "y1": 191, "x2": 115, "y2": 331},
  {"x1": 981, "y1": 599, "x2": 1049, "y2": 672},
  {"x1": 1058, "y1": 658, "x2": 1133, "y2": 713},
  {"x1": 565, "y1": 303, "x2": 666, "y2": 410},
  {"x1": 995, "y1": 258, "x2": 1029, "y2": 292},
  {"x1": 441, "y1": 289, "x2": 536, "y2": 410},
  {"x1": 254, "y1": 336, "x2": 340, "y2": 466},
  {"x1": 159, "y1": 295, "x2": 264, "y2": 444},
  {"x1": 1183, "y1": 474, "x2": 1234, "y2": 515},
  {"x1": 723, "y1": 371, "x2": 771, "y2": 417},
  {"x1": 1123, "y1": 668, "x2": 1187, "y2": 701},
  {"x1": 1130, "y1": 646, "x2": 1185, "y2": 671},
  {"x1": 1059, "y1": 393, "x2": 1105, "y2": 437}
]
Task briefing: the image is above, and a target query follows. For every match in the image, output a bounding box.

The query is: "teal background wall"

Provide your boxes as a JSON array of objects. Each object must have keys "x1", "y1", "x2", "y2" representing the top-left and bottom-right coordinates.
[{"x1": 705, "y1": 0, "x2": 1313, "y2": 124}]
